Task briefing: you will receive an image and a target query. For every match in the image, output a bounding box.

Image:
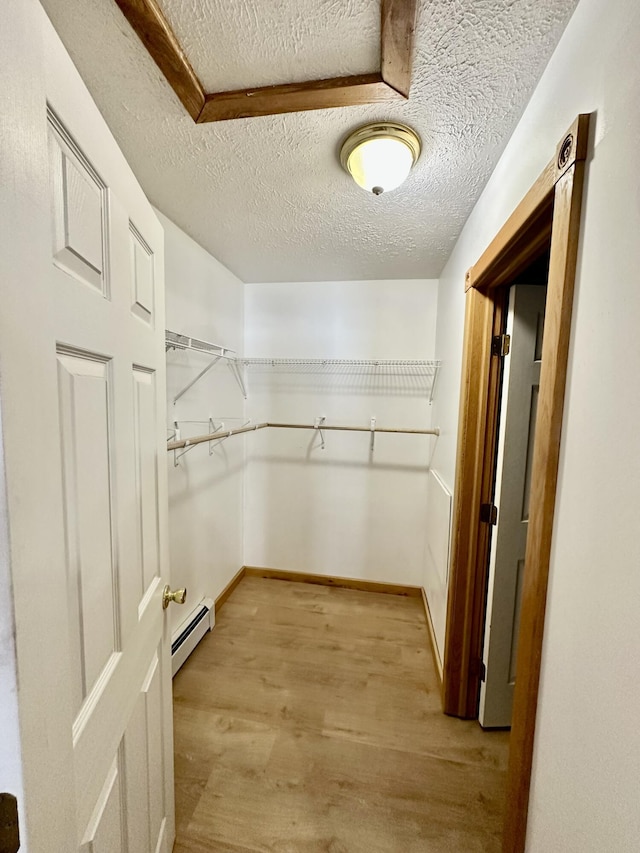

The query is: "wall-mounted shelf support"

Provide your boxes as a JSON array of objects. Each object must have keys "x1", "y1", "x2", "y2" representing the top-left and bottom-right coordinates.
[
  {"x1": 208, "y1": 418, "x2": 223, "y2": 456},
  {"x1": 173, "y1": 439, "x2": 196, "y2": 467},
  {"x1": 166, "y1": 330, "x2": 247, "y2": 401},
  {"x1": 228, "y1": 360, "x2": 247, "y2": 399},
  {"x1": 173, "y1": 356, "x2": 221, "y2": 404},
  {"x1": 173, "y1": 418, "x2": 225, "y2": 466},
  {"x1": 314, "y1": 415, "x2": 326, "y2": 450}
]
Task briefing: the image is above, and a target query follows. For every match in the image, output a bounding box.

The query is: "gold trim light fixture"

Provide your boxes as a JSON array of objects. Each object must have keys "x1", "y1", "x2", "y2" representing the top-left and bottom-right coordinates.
[{"x1": 340, "y1": 122, "x2": 421, "y2": 195}]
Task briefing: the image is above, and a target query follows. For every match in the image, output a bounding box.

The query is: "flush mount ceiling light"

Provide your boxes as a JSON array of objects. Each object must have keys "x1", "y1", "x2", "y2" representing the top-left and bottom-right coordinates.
[{"x1": 340, "y1": 122, "x2": 421, "y2": 196}]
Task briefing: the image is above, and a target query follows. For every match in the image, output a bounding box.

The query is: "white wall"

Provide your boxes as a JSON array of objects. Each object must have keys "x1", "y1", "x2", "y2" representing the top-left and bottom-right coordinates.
[
  {"x1": 159, "y1": 210, "x2": 246, "y2": 630},
  {"x1": 431, "y1": 0, "x2": 640, "y2": 848},
  {"x1": 244, "y1": 280, "x2": 439, "y2": 586}
]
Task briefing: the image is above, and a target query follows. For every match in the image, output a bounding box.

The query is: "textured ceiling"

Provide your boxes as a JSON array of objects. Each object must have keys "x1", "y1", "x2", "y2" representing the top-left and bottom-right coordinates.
[
  {"x1": 162, "y1": 0, "x2": 380, "y2": 91},
  {"x1": 40, "y1": 0, "x2": 579, "y2": 282}
]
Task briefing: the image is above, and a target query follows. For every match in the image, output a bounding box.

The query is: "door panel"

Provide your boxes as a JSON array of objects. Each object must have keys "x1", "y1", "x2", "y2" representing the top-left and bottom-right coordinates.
[
  {"x1": 508, "y1": 559, "x2": 526, "y2": 683},
  {"x1": 80, "y1": 757, "x2": 125, "y2": 853},
  {"x1": 130, "y1": 223, "x2": 155, "y2": 325},
  {"x1": 48, "y1": 113, "x2": 109, "y2": 295},
  {"x1": 133, "y1": 367, "x2": 162, "y2": 609},
  {"x1": 124, "y1": 693, "x2": 153, "y2": 853},
  {"x1": 143, "y1": 651, "x2": 168, "y2": 851},
  {"x1": 522, "y1": 381, "x2": 541, "y2": 519},
  {"x1": 123, "y1": 646, "x2": 168, "y2": 853},
  {"x1": 49, "y1": 89, "x2": 173, "y2": 843},
  {"x1": 479, "y1": 284, "x2": 546, "y2": 728},
  {"x1": 0, "y1": 7, "x2": 173, "y2": 849},
  {"x1": 57, "y1": 349, "x2": 118, "y2": 716}
]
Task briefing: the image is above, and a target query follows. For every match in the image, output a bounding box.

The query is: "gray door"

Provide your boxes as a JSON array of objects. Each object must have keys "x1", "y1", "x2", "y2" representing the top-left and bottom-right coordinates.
[{"x1": 479, "y1": 284, "x2": 546, "y2": 728}]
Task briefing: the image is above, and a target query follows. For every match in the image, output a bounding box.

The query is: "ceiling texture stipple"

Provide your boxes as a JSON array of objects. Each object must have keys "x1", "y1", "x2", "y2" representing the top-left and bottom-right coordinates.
[
  {"x1": 41, "y1": 0, "x2": 579, "y2": 282},
  {"x1": 162, "y1": 0, "x2": 381, "y2": 91}
]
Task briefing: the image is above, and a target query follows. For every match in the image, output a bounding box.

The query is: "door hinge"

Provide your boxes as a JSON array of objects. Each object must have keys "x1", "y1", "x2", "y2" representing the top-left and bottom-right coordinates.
[
  {"x1": 479, "y1": 660, "x2": 486, "y2": 682},
  {"x1": 492, "y1": 333, "x2": 511, "y2": 357},
  {"x1": 0, "y1": 793, "x2": 20, "y2": 853},
  {"x1": 480, "y1": 503, "x2": 498, "y2": 525}
]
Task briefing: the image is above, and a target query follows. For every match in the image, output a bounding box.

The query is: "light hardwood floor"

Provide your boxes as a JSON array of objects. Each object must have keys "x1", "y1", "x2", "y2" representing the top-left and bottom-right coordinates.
[{"x1": 172, "y1": 577, "x2": 509, "y2": 852}]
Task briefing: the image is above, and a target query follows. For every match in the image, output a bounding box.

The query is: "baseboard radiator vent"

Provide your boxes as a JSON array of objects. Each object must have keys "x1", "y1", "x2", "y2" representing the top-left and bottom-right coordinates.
[{"x1": 171, "y1": 597, "x2": 214, "y2": 677}]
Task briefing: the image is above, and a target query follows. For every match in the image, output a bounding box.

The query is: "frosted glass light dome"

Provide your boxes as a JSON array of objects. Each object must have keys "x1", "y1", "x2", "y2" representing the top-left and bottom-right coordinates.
[{"x1": 340, "y1": 123, "x2": 421, "y2": 196}]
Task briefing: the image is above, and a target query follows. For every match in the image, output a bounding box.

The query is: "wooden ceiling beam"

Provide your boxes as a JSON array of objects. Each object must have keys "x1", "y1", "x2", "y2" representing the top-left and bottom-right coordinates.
[
  {"x1": 381, "y1": 0, "x2": 418, "y2": 98},
  {"x1": 113, "y1": 0, "x2": 416, "y2": 122},
  {"x1": 197, "y1": 74, "x2": 403, "y2": 124},
  {"x1": 114, "y1": 0, "x2": 205, "y2": 120}
]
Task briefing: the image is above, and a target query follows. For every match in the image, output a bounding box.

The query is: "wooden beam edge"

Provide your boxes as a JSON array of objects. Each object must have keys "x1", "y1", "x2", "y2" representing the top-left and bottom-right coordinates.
[
  {"x1": 381, "y1": 0, "x2": 419, "y2": 98},
  {"x1": 114, "y1": 1, "x2": 416, "y2": 122},
  {"x1": 114, "y1": 0, "x2": 205, "y2": 120},
  {"x1": 243, "y1": 566, "x2": 422, "y2": 597},
  {"x1": 197, "y1": 74, "x2": 403, "y2": 123}
]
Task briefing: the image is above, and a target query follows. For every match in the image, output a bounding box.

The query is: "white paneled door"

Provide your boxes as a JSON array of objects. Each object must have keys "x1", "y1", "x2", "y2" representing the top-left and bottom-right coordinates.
[
  {"x1": 0, "y1": 4, "x2": 174, "y2": 850},
  {"x1": 479, "y1": 284, "x2": 547, "y2": 729}
]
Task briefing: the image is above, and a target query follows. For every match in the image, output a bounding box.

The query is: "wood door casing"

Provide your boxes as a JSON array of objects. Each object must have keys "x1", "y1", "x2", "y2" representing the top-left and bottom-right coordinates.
[{"x1": 441, "y1": 114, "x2": 590, "y2": 853}]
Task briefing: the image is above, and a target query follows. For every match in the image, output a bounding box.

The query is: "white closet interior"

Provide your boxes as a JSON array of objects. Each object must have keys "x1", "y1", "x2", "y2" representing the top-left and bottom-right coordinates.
[{"x1": 160, "y1": 210, "x2": 444, "y2": 652}]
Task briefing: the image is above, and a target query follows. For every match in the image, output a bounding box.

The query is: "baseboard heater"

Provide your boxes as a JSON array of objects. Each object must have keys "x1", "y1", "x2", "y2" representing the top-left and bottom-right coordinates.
[{"x1": 171, "y1": 597, "x2": 214, "y2": 677}]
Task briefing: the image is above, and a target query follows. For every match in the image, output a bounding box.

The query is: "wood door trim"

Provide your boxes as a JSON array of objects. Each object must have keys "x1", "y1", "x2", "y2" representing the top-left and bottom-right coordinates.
[
  {"x1": 466, "y1": 162, "x2": 556, "y2": 292},
  {"x1": 441, "y1": 114, "x2": 590, "y2": 853},
  {"x1": 113, "y1": 0, "x2": 417, "y2": 122},
  {"x1": 442, "y1": 286, "x2": 504, "y2": 714},
  {"x1": 502, "y1": 154, "x2": 586, "y2": 853}
]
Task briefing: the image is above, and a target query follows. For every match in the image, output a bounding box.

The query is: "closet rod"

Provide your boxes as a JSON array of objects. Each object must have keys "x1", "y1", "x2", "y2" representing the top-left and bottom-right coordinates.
[
  {"x1": 269, "y1": 423, "x2": 439, "y2": 435},
  {"x1": 166, "y1": 422, "x2": 439, "y2": 451}
]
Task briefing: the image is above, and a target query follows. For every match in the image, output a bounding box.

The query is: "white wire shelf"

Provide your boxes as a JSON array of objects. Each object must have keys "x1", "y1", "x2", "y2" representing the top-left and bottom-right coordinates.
[
  {"x1": 165, "y1": 329, "x2": 246, "y2": 401},
  {"x1": 165, "y1": 331, "x2": 441, "y2": 402},
  {"x1": 241, "y1": 358, "x2": 437, "y2": 367},
  {"x1": 241, "y1": 358, "x2": 441, "y2": 401},
  {"x1": 165, "y1": 330, "x2": 236, "y2": 359}
]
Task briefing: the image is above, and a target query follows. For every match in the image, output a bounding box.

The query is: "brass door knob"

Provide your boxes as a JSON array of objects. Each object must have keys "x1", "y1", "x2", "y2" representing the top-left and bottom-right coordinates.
[{"x1": 162, "y1": 585, "x2": 187, "y2": 610}]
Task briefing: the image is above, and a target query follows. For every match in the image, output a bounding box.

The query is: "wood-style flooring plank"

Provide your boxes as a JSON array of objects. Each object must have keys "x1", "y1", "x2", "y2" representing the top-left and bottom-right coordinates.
[{"x1": 173, "y1": 576, "x2": 508, "y2": 851}]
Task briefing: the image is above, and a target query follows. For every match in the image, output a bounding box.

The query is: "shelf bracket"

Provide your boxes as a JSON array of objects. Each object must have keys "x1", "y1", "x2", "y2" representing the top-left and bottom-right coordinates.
[
  {"x1": 174, "y1": 439, "x2": 195, "y2": 467},
  {"x1": 314, "y1": 415, "x2": 326, "y2": 450},
  {"x1": 208, "y1": 418, "x2": 224, "y2": 455},
  {"x1": 429, "y1": 362, "x2": 440, "y2": 405},
  {"x1": 228, "y1": 360, "x2": 247, "y2": 399},
  {"x1": 370, "y1": 416, "x2": 377, "y2": 455},
  {"x1": 173, "y1": 356, "x2": 221, "y2": 405}
]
